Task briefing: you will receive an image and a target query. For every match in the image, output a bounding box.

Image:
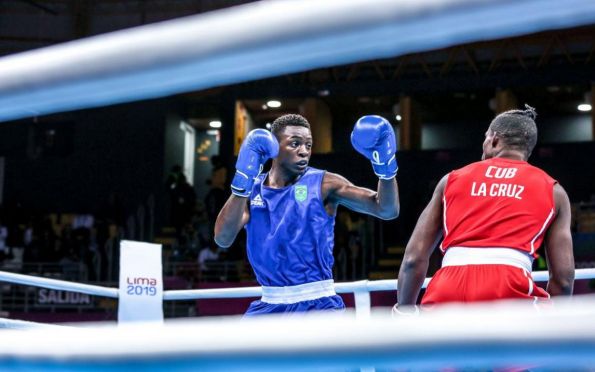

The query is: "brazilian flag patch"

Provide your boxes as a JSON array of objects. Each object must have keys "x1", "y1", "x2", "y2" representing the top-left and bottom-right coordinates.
[{"x1": 294, "y1": 185, "x2": 308, "y2": 202}]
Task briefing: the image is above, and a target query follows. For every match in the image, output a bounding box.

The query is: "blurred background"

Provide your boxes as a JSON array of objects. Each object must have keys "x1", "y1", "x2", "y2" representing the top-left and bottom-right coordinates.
[{"x1": 0, "y1": 0, "x2": 593, "y2": 321}]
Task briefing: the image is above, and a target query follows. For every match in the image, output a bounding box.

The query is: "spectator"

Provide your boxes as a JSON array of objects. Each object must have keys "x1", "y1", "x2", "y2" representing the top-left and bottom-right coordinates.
[
  {"x1": 171, "y1": 174, "x2": 197, "y2": 234},
  {"x1": 165, "y1": 165, "x2": 184, "y2": 191},
  {"x1": 333, "y1": 209, "x2": 350, "y2": 280},
  {"x1": 59, "y1": 248, "x2": 81, "y2": 281},
  {"x1": 166, "y1": 165, "x2": 184, "y2": 226},
  {"x1": 0, "y1": 218, "x2": 9, "y2": 262},
  {"x1": 198, "y1": 243, "x2": 220, "y2": 280},
  {"x1": 205, "y1": 155, "x2": 228, "y2": 233},
  {"x1": 72, "y1": 215, "x2": 95, "y2": 280}
]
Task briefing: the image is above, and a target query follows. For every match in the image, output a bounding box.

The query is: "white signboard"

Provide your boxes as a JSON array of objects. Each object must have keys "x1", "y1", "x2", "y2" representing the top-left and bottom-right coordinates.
[
  {"x1": 118, "y1": 240, "x2": 163, "y2": 323},
  {"x1": 37, "y1": 289, "x2": 91, "y2": 306}
]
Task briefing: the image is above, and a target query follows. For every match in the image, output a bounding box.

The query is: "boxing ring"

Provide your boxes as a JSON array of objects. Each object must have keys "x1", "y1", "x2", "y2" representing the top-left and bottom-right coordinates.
[{"x1": 1, "y1": 0, "x2": 595, "y2": 369}]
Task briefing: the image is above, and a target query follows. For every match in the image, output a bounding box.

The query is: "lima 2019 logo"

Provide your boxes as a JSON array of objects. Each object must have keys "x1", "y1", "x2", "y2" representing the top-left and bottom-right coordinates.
[
  {"x1": 126, "y1": 276, "x2": 158, "y2": 296},
  {"x1": 295, "y1": 185, "x2": 308, "y2": 202}
]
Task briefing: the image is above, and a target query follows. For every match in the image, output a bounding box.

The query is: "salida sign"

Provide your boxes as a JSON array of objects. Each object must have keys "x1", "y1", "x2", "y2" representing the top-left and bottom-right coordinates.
[{"x1": 37, "y1": 289, "x2": 92, "y2": 307}]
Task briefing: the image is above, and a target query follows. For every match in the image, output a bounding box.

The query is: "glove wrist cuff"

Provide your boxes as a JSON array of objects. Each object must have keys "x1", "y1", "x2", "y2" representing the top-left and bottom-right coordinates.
[
  {"x1": 371, "y1": 156, "x2": 398, "y2": 180},
  {"x1": 378, "y1": 173, "x2": 397, "y2": 180},
  {"x1": 230, "y1": 170, "x2": 255, "y2": 198},
  {"x1": 391, "y1": 303, "x2": 419, "y2": 317}
]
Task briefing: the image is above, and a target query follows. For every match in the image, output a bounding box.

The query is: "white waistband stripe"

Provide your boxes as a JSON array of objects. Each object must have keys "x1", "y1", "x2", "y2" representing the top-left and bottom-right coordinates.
[
  {"x1": 442, "y1": 247, "x2": 533, "y2": 272},
  {"x1": 261, "y1": 279, "x2": 336, "y2": 304}
]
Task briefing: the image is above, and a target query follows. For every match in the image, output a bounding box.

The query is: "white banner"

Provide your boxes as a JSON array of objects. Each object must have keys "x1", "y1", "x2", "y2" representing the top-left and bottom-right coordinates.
[{"x1": 118, "y1": 240, "x2": 163, "y2": 323}]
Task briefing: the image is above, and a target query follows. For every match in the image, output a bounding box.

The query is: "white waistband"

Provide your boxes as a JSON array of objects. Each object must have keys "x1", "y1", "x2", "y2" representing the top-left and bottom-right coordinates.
[
  {"x1": 261, "y1": 279, "x2": 336, "y2": 304},
  {"x1": 443, "y1": 247, "x2": 533, "y2": 272}
]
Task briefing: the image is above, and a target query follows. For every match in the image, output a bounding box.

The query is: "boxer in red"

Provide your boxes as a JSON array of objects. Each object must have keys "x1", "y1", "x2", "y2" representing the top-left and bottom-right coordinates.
[{"x1": 395, "y1": 105, "x2": 574, "y2": 312}]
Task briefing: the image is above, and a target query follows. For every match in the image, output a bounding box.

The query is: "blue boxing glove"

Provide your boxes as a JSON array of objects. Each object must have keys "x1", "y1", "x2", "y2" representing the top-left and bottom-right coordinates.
[
  {"x1": 231, "y1": 129, "x2": 279, "y2": 197},
  {"x1": 351, "y1": 115, "x2": 398, "y2": 180}
]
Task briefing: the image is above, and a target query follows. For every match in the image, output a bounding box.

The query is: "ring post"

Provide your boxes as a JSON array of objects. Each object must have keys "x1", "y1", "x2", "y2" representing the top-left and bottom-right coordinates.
[
  {"x1": 350, "y1": 280, "x2": 371, "y2": 319},
  {"x1": 118, "y1": 240, "x2": 163, "y2": 324}
]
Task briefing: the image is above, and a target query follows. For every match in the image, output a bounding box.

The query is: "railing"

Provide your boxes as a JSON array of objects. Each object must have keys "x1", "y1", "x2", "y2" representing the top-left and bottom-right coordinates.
[
  {"x1": 333, "y1": 214, "x2": 379, "y2": 281},
  {"x1": 164, "y1": 261, "x2": 255, "y2": 283},
  {"x1": 0, "y1": 260, "x2": 254, "y2": 317}
]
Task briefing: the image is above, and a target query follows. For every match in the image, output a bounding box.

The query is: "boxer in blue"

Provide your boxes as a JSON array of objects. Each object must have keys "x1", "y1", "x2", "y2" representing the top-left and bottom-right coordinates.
[{"x1": 214, "y1": 114, "x2": 400, "y2": 315}]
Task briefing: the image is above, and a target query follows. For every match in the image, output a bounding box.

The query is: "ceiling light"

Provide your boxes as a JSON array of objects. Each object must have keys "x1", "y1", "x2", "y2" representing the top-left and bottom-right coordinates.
[
  {"x1": 578, "y1": 104, "x2": 592, "y2": 112},
  {"x1": 395, "y1": 115, "x2": 402, "y2": 121},
  {"x1": 209, "y1": 120, "x2": 222, "y2": 128},
  {"x1": 266, "y1": 100, "x2": 282, "y2": 108}
]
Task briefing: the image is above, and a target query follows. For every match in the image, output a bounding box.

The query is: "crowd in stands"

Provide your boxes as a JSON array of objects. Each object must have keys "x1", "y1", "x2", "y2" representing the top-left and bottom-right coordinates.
[
  {"x1": 0, "y1": 199, "x2": 125, "y2": 283},
  {"x1": 0, "y1": 211, "x2": 115, "y2": 281},
  {"x1": 0, "y1": 192, "x2": 247, "y2": 287}
]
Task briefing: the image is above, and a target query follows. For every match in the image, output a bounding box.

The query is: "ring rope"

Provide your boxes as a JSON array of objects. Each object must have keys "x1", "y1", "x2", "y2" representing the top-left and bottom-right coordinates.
[
  {"x1": 2, "y1": 268, "x2": 594, "y2": 300},
  {"x1": 0, "y1": 271, "x2": 118, "y2": 298},
  {"x1": 1, "y1": 298, "x2": 595, "y2": 369},
  {"x1": 0, "y1": 318, "x2": 71, "y2": 330},
  {"x1": 1, "y1": 0, "x2": 595, "y2": 121}
]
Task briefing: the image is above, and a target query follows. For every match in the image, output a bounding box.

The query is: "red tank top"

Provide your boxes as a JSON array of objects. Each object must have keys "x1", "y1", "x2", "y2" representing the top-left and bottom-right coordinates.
[{"x1": 441, "y1": 157, "x2": 556, "y2": 257}]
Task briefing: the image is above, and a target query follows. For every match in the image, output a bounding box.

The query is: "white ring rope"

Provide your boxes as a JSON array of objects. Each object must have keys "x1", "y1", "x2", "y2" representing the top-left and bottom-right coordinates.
[
  {"x1": 163, "y1": 268, "x2": 595, "y2": 301},
  {"x1": 163, "y1": 286, "x2": 262, "y2": 301},
  {"x1": 355, "y1": 267, "x2": 595, "y2": 293},
  {"x1": 1, "y1": 297, "x2": 595, "y2": 369},
  {"x1": 0, "y1": 271, "x2": 118, "y2": 298},
  {"x1": 0, "y1": 318, "x2": 70, "y2": 330},
  {"x1": 2, "y1": 268, "x2": 594, "y2": 301},
  {"x1": 1, "y1": 0, "x2": 595, "y2": 121},
  {"x1": 163, "y1": 268, "x2": 595, "y2": 300}
]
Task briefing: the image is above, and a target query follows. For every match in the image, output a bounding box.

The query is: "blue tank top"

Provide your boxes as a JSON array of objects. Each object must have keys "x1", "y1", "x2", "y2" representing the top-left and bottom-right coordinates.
[{"x1": 246, "y1": 167, "x2": 335, "y2": 287}]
